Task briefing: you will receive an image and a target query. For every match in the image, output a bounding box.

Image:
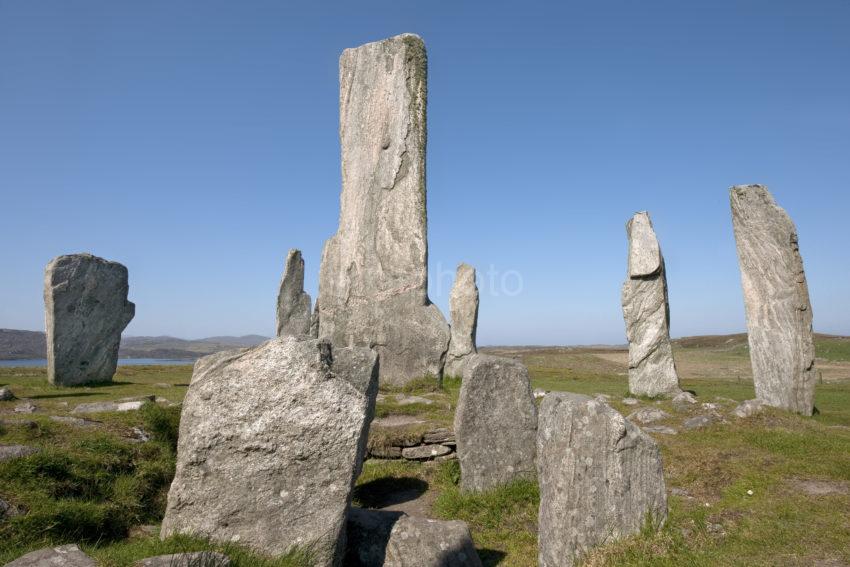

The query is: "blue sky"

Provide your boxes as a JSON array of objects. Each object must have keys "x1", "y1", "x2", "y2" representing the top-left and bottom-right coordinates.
[{"x1": 1, "y1": 0, "x2": 848, "y2": 345}]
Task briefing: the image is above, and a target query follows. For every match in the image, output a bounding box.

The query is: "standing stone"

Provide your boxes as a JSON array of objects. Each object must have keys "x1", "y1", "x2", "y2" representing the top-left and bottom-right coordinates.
[
  {"x1": 275, "y1": 249, "x2": 312, "y2": 337},
  {"x1": 620, "y1": 212, "x2": 681, "y2": 397},
  {"x1": 454, "y1": 354, "x2": 537, "y2": 492},
  {"x1": 44, "y1": 253, "x2": 135, "y2": 386},
  {"x1": 160, "y1": 337, "x2": 378, "y2": 566},
  {"x1": 316, "y1": 34, "x2": 450, "y2": 386},
  {"x1": 537, "y1": 393, "x2": 667, "y2": 567},
  {"x1": 444, "y1": 263, "x2": 479, "y2": 378},
  {"x1": 730, "y1": 184, "x2": 816, "y2": 415}
]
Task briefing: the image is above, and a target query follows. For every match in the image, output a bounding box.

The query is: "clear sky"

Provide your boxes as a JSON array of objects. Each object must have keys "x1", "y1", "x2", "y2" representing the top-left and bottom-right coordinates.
[{"x1": 1, "y1": 1, "x2": 848, "y2": 345}]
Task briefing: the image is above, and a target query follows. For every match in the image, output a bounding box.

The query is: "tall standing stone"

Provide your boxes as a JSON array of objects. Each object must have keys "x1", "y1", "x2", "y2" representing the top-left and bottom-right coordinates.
[
  {"x1": 730, "y1": 184, "x2": 816, "y2": 415},
  {"x1": 161, "y1": 337, "x2": 378, "y2": 566},
  {"x1": 444, "y1": 263, "x2": 479, "y2": 378},
  {"x1": 621, "y1": 212, "x2": 681, "y2": 397},
  {"x1": 316, "y1": 34, "x2": 450, "y2": 386},
  {"x1": 44, "y1": 253, "x2": 135, "y2": 386},
  {"x1": 537, "y1": 393, "x2": 667, "y2": 567},
  {"x1": 276, "y1": 249, "x2": 313, "y2": 337},
  {"x1": 454, "y1": 354, "x2": 537, "y2": 492}
]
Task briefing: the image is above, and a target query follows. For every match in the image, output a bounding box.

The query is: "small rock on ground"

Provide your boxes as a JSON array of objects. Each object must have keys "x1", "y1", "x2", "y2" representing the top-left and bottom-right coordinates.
[
  {"x1": 683, "y1": 415, "x2": 717, "y2": 430},
  {"x1": 14, "y1": 402, "x2": 37, "y2": 414},
  {"x1": 134, "y1": 552, "x2": 231, "y2": 567},
  {"x1": 643, "y1": 425, "x2": 678, "y2": 435},
  {"x1": 622, "y1": 397, "x2": 640, "y2": 406},
  {"x1": 0, "y1": 387, "x2": 16, "y2": 401},
  {"x1": 627, "y1": 407, "x2": 671, "y2": 424},
  {"x1": 0, "y1": 444, "x2": 39, "y2": 462},
  {"x1": 49, "y1": 416, "x2": 100, "y2": 427},
  {"x1": 372, "y1": 415, "x2": 427, "y2": 428},
  {"x1": 4, "y1": 544, "x2": 96, "y2": 567},
  {"x1": 733, "y1": 398, "x2": 767, "y2": 419},
  {"x1": 401, "y1": 444, "x2": 452, "y2": 461}
]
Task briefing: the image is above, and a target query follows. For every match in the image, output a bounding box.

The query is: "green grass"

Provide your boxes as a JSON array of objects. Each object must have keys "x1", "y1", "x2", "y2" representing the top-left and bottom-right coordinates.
[{"x1": 2, "y1": 345, "x2": 850, "y2": 566}]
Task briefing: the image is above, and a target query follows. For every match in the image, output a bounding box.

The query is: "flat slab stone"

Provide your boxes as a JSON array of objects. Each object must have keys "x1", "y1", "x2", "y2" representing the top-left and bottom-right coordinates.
[
  {"x1": 160, "y1": 337, "x2": 378, "y2": 566},
  {"x1": 537, "y1": 393, "x2": 667, "y2": 567},
  {"x1": 346, "y1": 508, "x2": 482, "y2": 567},
  {"x1": 44, "y1": 253, "x2": 135, "y2": 386},
  {"x1": 316, "y1": 34, "x2": 450, "y2": 386},
  {"x1": 4, "y1": 544, "x2": 96, "y2": 567},
  {"x1": 627, "y1": 407, "x2": 671, "y2": 424},
  {"x1": 730, "y1": 185, "x2": 816, "y2": 415},
  {"x1": 455, "y1": 355, "x2": 537, "y2": 492},
  {"x1": 134, "y1": 552, "x2": 230, "y2": 567},
  {"x1": 683, "y1": 415, "x2": 718, "y2": 430},
  {"x1": 401, "y1": 444, "x2": 452, "y2": 461}
]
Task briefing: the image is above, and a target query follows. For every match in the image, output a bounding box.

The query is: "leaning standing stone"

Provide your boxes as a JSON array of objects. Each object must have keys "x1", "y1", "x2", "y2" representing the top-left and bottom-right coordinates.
[
  {"x1": 160, "y1": 337, "x2": 378, "y2": 566},
  {"x1": 621, "y1": 212, "x2": 681, "y2": 397},
  {"x1": 454, "y1": 354, "x2": 537, "y2": 492},
  {"x1": 444, "y1": 263, "x2": 480, "y2": 378},
  {"x1": 730, "y1": 184, "x2": 817, "y2": 415},
  {"x1": 316, "y1": 34, "x2": 450, "y2": 386},
  {"x1": 44, "y1": 253, "x2": 135, "y2": 386},
  {"x1": 275, "y1": 249, "x2": 312, "y2": 337},
  {"x1": 537, "y1": 393, "x2": 667, "y2": 567}
]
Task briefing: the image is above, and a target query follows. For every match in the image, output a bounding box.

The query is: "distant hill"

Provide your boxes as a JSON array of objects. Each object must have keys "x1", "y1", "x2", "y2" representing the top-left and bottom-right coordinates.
[
  {"x1": 0, "y1": 329, "x2": 269, "y2": 360},
  {"x1": 0, "y1": 329, "x2": 46, "y2": 360}
]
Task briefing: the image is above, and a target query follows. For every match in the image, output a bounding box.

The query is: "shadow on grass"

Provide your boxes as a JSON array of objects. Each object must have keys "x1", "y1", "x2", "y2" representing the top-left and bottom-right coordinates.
[
  {"x1": 28, "y1": 392, "x2": 98, "y2": 399},
  {"x1": 477, "y1": 548, "x2": 508, "y2": 566},
  {"x1": 353, "y1": 477, "x2": 428, "y2": 509}
]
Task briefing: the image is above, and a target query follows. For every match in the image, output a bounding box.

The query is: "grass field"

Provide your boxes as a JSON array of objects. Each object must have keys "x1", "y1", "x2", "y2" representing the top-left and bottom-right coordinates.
[{"x1": 1, "y1": 336, "x2": 849, "y2": 566}]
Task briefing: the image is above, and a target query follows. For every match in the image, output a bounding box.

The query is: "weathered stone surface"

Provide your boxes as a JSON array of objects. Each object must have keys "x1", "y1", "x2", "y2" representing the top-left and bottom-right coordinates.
[
  {"x1": 14, "y1": 402, "x2": 37, "y2": 413},
  {"x1": 4, "y1": 544, "x2": 96, "y2": 567},
  {"x1": 621, "y1": 213, "x2": 681, "y2": 397},
  {"x1": 672, "y1": 391, "x2": 697, "y2": 410},
  {"x1": 134, "y1": 552, "x2": 230, "y2": 567},
  {"x1": 730, "y1": 184, "x2": 816, "y2": 415},
  {"x1": 422, "y1": 428, "x2": 455, "y2": 444},
  {"x1": 401, "y1": 444, "x2": 452, "y2": 461},
  {"x1": 316, "y1": 34, "x2": 450, "y2": 386},
  {"x1": 0, "y1": 387, "x2": 15, "y2": 401},
  {"x1": 622, "y1": 397, "x2": 640, "y2": 406},
  {"x1": 0, "y1": 444, "x2": 39, "y2": 462},
  {"x1": 733, "y1": 398, "x2": 767, "y2": 419},
  {"x1": 455, "y1": 354, "x2": 537, "y2": 492},
  {"x1": 444, "y1": 263, "x2": 479, "y2": 378},
  {"x1": 537, "y1": 393, "x2": 667, "y2": 567},
  {"x1": 627, "y1": 407, "x2": 671, "y2": 425},
  {"x1": 72, "y1": 395, "x2": 154, "y2": 414},
  {"x1": 346, "y1": 508, "x2": 482, "y2": 567},
  {"x1": 161, "y1": 337, "x2": 378, "y2": 566},
  {"x1": 643, "y1": 425, "x2": 678, "y2": 435},
  {"x1": 275, "y1": 249, "x2": 313, "y2": 338},
  {"x1": 682, "y1": 415, "x2": 717, "y2": 430},
  {"x1": 44, "y1": 253, "x2": 135, "y2": 386}
]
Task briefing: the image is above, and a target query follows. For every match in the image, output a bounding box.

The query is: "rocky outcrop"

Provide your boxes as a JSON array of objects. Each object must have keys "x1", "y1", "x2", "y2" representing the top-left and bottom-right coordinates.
[
  {"x1": 276, "y1": 249, "x2": 313, "y2": 337},
  {"x1": 620, "y1": 213, "x2": 681, "y2": 397},
  {"x1": 346, "y1": 508, "x2": 482, "y2": 567},
  {"x1": 5, "y1": 544, "x2": 96, "y2": 567},
  {"x1": 44, "y1": 253, "x2": 135, "y2": 386},
  {"x1": 537, "y1": 393, "x2": 667, "y2": 567},
  {"x1": 160, "y1": 337, "x2": 378, "y2": 566},
  {"x1": 454, "y1": 355, "x2": 537, "y2": 492},
  {"x1": 316, "y1": 34, "x2": 450, "y2": 387},
  {"x1": 444, "y1": 264, "x2": 479, "y2": 378},
  {"x1": 730, "y1": 184, "x2": 817, "y2": 415}
]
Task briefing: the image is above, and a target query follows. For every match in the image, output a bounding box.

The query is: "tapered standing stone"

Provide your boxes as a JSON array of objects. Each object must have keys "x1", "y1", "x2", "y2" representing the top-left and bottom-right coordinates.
[
  {"x1": 316, "y1": 34, "x2": 450, "y2": 387},
  {"x1": 276, "y1": 249, "x2": 312, "y2": 337},
  {"x1": 454, "y1": 354, "x2": 537, "y2": 492},
  {"x1": 44, "y1": 253, "x2": 135, "y2": 386},
  {"x1": 537, "y1": 393, "x2": 667, "y2": 567},
  {"x1": 621, "y1": 212, "x2": 681, "y2": 396},
  {"x1": 161, "y1": 337, "x2": 378, "y2": 566},
  {"x1": 730, "y1": 184, "x2": 816, "y2": 415},
  {"x1": 444, "y1": 263, "x2": 479, "y2": 378}
]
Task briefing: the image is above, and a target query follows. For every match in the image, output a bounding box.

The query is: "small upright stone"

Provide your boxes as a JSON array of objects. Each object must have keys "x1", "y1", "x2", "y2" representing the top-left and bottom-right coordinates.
[
  {"x1": 537, "y1": 393, "x2": 667, "y2": 567},
  {"x1": 316, "y1": 34, "x2": 450, "y2": 386},
  {"x1": 44, "y1": 253, "x2": 135, "y2": 386},
  {"x1": 444, "y1": 263, "x2": 479, "y2": 378},
  {"x1": 160, "y1": 337, "x2": 378, "y2": 566},
  {"x1": 275, "y1": 249, "x2": 312, "y2": 337},
  {"x1": 620, "y1": 212, "x2": 681, "y2": 397},
  {"x1": 730, "y1": 184, "x2": 816, "y2": 415},
  {"x1": 454, "y1": 354, "x2": 537, "y2": 492}
]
